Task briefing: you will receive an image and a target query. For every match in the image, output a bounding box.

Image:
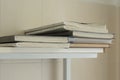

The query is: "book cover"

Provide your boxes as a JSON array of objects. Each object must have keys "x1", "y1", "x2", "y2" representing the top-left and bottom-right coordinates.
[
  {"x1": 73, "y1": 31, "x2": 114, "y2": 39},
  {"x1": 68, "y1": 37, "x2": 112, "y2": 44},
  {"x1": 0, "y1": 35, "x2": 68, "y2": 43},
  {"x1": 70, "y1": 43, "x2": 110, "y2": 48},
  {"x1": 25, "y1": 21, "x2": 108, "y2": 35},
  {"x1": 30, "y1": 31, "x2": 114, "y2": 39},
  {"x1": 0, "y1": 42, "x2": 70, "y2": 48}
]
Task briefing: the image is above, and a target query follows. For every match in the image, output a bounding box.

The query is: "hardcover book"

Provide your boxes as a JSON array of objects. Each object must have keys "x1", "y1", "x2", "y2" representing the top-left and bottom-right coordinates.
[
  {"x1": 68, "y1": 37, "x2": 112, "y2": 44},
  {"x1": 25, "y1": 21, "x2": 108, "y2": 35},
  {"x1": 0, "y1": 42, "x2": 70, "y2": 48},
  {"x1": 70, "y1": 43, "x2": 109, "y2": 48},
  {"x1": 30, "y1": 31, "x2": 114, "y2": 39},
  {"x1": 0, "y1": 35, "x2": 68, "y2": 43}
]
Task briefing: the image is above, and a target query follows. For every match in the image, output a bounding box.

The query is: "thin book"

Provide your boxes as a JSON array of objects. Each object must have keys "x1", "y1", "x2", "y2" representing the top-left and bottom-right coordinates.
[
  {"x1": 32, "y1": 31, "x2": 114, "y2": 39},
  {"x1": 0, "y1": 42, "x2": 70, "y2": 48},
  {"x1": 0, "y1": 35, "x2": 68, "y2": 43},
  {"x1": 69, "y1": 37, "x2": 112, "y2": 44},
  {"x1": 25, "y1": 21, "x2": 108, "y2": 35},
  {"x1": 70, "y1": 43, "x2": 110, "y2": 48}
]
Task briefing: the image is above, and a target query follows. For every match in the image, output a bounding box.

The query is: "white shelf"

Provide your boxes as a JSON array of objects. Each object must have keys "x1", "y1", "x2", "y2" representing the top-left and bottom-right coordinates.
[
  {"x1": 0, "y1": 47, "x2": 103, "y2": 59},
  {"x1": 0, "y1": 47, "x2": 104, "y2": 80}
]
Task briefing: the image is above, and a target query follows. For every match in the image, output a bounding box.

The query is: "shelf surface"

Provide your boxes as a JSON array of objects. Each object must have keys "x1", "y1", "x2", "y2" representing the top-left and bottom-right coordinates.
[{"x1": 0, "y1": 47, "x2": 104, "y2": 59}]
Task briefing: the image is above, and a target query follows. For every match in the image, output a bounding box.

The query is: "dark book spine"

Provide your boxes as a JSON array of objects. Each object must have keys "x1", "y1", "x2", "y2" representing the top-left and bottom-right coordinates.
[
  {"x1": 30, "y1": 31, "x2": 73, "y2": 37},
  {"x1": 0, "y1": 36, "x2": 15, "y2": 43}
]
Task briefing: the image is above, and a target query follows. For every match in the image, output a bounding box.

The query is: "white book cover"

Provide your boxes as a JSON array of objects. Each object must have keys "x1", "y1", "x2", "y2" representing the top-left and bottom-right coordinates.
[{"x1": 63, "y1": 21, "x2": 108, "y2": 33}]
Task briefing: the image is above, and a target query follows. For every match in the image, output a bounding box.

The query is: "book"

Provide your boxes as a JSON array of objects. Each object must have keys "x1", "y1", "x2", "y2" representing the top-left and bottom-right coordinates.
[
  {"x1": 0, "y1": 42, "x2": 70, "y2": 48},
  {"x1": 68, "y1": 37, "x2": 112, "y2": 44},
  {"x1": 25, "y1": 21, "x2": 108, "y2": 35},
  {"x1": 0, "y1": 35, "x2": 68, "y2": 43},
  {"x1": 31, "y1": 31, "x2": 114, "y2": 39},
  {"x1": 70, "y1": 43, "x2": 109, "y2": 48},
  {"x1": 72, "y1": 31, "x2": 114, "y2": 39}
]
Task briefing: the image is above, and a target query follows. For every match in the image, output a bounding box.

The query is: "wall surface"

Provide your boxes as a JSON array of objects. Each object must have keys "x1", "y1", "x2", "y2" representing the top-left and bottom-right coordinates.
[
  {"x1": 118, "y1": 6, "x2": 120, "y2": 80},
  {"x1": 0, "y1": 0, "x2": 119, "y2": 80},
  {"x1": 116, "y1": 6, "x2": 120, "y2": 80}
]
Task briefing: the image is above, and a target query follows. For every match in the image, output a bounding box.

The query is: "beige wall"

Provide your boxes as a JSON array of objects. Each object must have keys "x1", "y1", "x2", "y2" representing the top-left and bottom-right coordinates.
[
  {"x1": 0, "y1": 0, "x2": 119, "y2": 80},
  {"x1": 116, "y1": 6, "x2": 120, "y2": 80},
  {"x1": 117, "y1": 7, "x2": 119, "y2": 80},
  {"x1": 109, "y1": 0, "x2": 120, "y2": 79}
]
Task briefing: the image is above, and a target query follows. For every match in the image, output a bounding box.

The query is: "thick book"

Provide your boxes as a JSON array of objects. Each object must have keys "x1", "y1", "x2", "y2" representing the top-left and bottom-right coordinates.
[
  {"x1": 68, "y1": 37, "x2": 112, "y2": 44},
  {"x1": 70, "y1": 43, "x2": 110, "y2": 48},
  {"x1": 0, "y1": 42, "x2": 70, "y2": 48},
  {"x1": 25, "y1": 21, "x2": 108, "y2": 35},
  {"x1": 0, "y1": 35, "x2": 68, "y2": 43}
]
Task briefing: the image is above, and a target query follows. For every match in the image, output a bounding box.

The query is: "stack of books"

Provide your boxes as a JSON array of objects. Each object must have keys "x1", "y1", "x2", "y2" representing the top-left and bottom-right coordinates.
[{"x1": 0, "y1": 21, "x2": 114, "y2": 48}]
